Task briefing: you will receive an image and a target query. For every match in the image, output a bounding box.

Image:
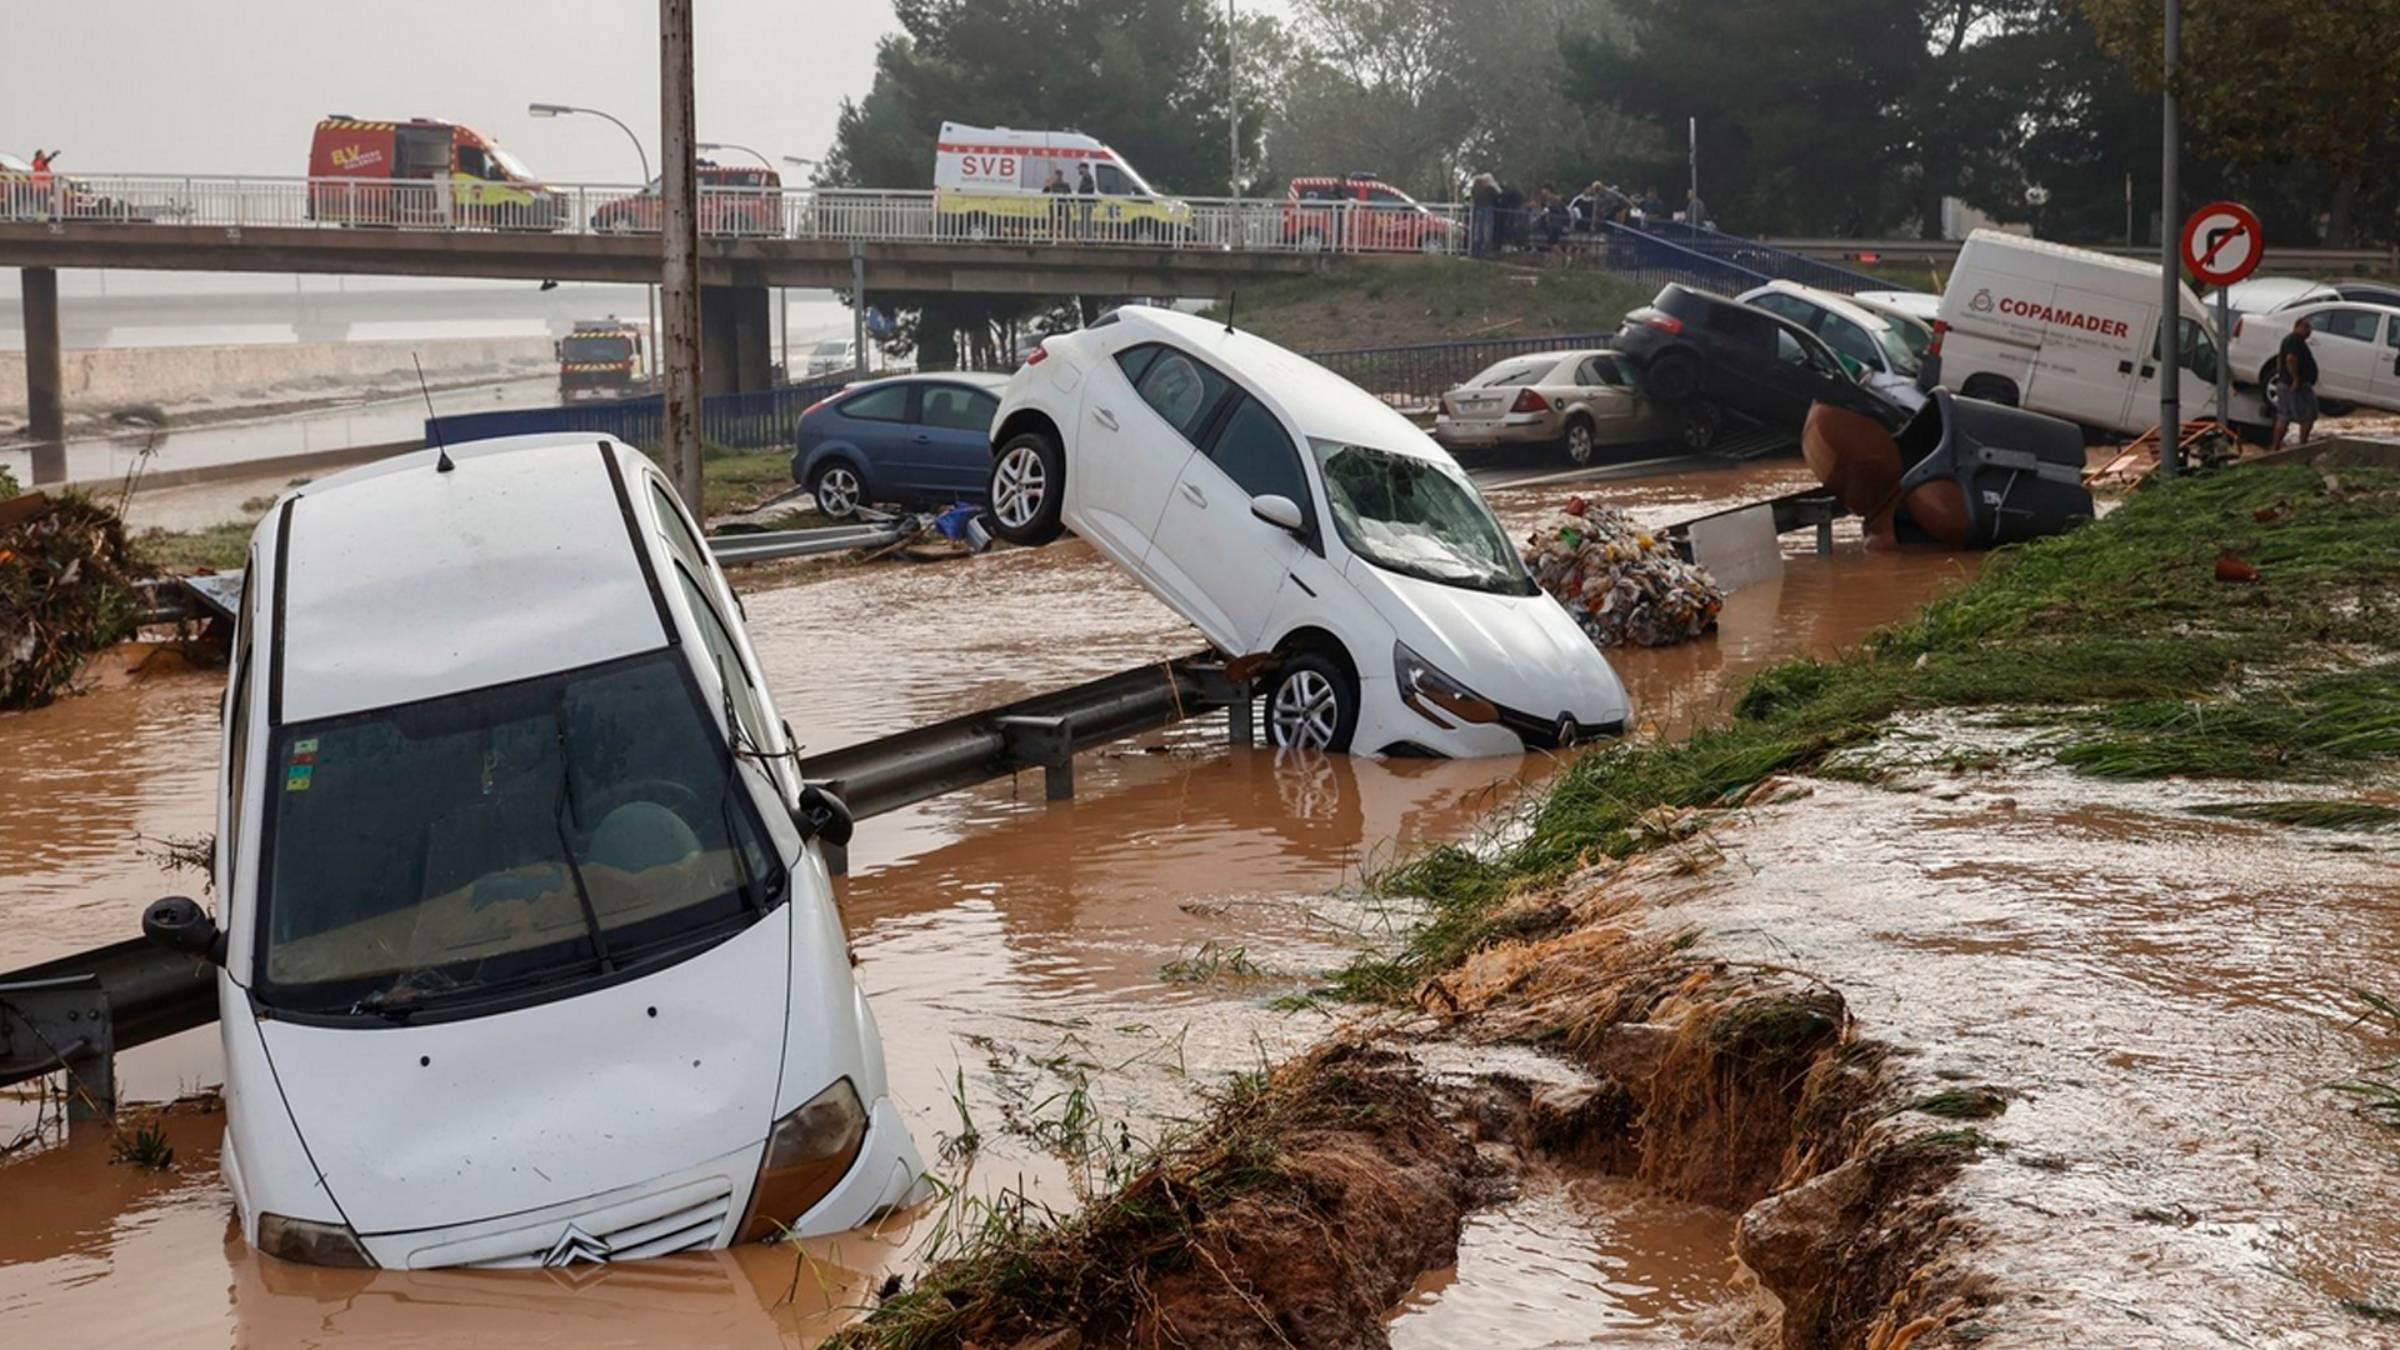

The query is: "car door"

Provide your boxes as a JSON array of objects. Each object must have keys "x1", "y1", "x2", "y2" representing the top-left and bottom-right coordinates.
[
  {"x1": 2309, "y1": 307, "x2": 2383, "y2": 405},
  {"x1": 832, "y1": 382, "x2": 916, "y2": 500},
  {"x1": 1701, "y1": 303, "x2": 1787, "y2": 418},
  {"x1": 1574, "y1": 354, "x2": 1653, "y2": 441},
  {"x1": 1071, "y1": 341, "x2": 1229, "y2": 571},
  {"x1": 1148, "y1": 391, "x2": 1308, "y2": 653},
  {"x1": 915, "y1": 383, "x2": 1002, "y2": 500}
]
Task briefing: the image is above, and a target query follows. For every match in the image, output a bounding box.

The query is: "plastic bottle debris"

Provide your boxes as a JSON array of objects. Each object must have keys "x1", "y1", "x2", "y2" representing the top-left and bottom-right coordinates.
[{"x1": 1524, "y1": 497, "x2": 1724, "y2": 648}]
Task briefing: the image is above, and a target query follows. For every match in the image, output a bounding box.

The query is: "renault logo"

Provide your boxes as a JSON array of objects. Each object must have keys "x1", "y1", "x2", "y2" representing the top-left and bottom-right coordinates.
[
  {"x1": 541, "y1": 1224, "x2": 613, "y2": 1268},
  {"x1": 1556, "y1": 714, "x2": 1579, "y2": 746}
]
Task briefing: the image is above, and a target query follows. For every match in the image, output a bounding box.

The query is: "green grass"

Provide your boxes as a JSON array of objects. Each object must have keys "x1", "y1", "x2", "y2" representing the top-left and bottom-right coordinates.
[
  {"x1": 1334, "y1": 465, "x2": 2400, "y2": 1002},
  {"x1": 1201, "y1": 257, "x2": 1654, "y2": 350},
  {"x1": 2187, "y1": 799, "x2": 2400, "y2": 830},
  {"x1": 134, "y1": 516, "x2": 259, "y2": 573}
]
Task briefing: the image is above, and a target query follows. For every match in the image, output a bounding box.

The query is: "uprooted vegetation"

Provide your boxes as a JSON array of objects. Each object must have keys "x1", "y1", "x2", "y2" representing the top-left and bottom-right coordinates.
[{"x1": 1, "y1": 490, "x2": 151, "y2": 710}]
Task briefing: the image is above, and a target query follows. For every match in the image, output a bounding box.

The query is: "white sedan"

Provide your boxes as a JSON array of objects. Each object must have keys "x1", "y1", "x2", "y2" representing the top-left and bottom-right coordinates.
[
  {"x1": 983, "y1": 305, "x2": 1631, "y2": 758},
  {"x1": 2226, "y1": 299, "x2": 2400, "y2": 415}
]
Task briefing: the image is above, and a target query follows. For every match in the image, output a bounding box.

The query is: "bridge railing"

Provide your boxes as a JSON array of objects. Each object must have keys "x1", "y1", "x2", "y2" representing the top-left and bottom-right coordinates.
[
  {"x1": 1, "y1": 173, "x2": 1469, "y2": 257},
  {"x1": 1625, "y1": 219, "x2": 1897, "y2": 295}
]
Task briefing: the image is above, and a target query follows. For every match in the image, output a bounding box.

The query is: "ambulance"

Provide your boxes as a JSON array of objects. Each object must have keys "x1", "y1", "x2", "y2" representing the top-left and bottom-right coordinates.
[
  {"x1": 932, "y1": 122, "x2": 1191, "y2": 242},
  {"x1": 1927, "y1": 229, "x2": 2228, "y2": 436},
  {"x1": 307, "y1": 116, "x2": 569, "y2": 231}
]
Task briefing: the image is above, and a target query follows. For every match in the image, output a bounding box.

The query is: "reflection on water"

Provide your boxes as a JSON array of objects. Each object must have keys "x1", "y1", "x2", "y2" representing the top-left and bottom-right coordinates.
[{"x1": 0, "y1": 471, "x2": 1979, "y2": 1345}]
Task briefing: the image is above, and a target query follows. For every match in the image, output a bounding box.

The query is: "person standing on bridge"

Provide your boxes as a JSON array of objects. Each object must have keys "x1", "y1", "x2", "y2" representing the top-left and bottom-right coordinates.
[
  {"x1": 1043, "y1": 166, "x2": 1071, "y2": 241},
  {"x1": 1469, "y1": 173, "x2": 1499, "y2": 258},
  {"x1": 28, "y1": 149, "x2": 56, "y2": 221},
  {"x1": 1075, "y1": 162, "x2": 1097, "y2": 241},
  {"x1": 1685, "y1": 188, "x2": 1709, "y2": 229},
  {"x1": 2271, "y1": 317, "x2": 2320, "y2": 449}
]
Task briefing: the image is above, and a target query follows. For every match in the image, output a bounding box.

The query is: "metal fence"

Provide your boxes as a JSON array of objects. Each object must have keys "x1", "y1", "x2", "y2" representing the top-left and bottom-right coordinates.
[
  {"x1": 1593, "y1": 222, "x2": 1777, "y2": 297},
  {"x1": 1627, "y1": 220, "x2": 1903, "y2": 295},
  {"x1": 1306, "y1": 331, "x2": 1624, "y2": 406},
  {"x1": 429, "y1": 379, "x2": 846, "y2": 452},
  {"x1": 0, "y1": 173, "x2": 1468, "y2": 257}
]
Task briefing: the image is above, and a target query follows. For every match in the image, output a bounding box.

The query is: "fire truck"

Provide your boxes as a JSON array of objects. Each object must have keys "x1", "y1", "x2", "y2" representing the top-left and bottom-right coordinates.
[
  {"x1": 557, "y1": 319, "x2": 646, "y2": 400},
  {"x1": 306, "y1": 116, "x2": 568, "y2": 230}
]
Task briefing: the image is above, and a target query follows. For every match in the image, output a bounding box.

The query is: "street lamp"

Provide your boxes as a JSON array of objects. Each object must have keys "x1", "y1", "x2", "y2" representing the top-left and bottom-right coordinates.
[
  {"x1": 699, "y1": 141, "x2": 774, "y2": 170},
  {"x1": 529, "y1": 101, "x2": 657, "y2": 386}
]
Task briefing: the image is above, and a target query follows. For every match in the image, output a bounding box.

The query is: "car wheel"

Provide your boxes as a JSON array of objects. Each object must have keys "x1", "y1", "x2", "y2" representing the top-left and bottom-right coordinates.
[
  {"x1": 1265, "y1": 651, "x2": 1359, "y2": 753},
  {"x1": 987, "y1": 431, "x2": 1065, "y2": 546},
  {"x1": 2257, "y1": 360, "x2": 2284, "y2": 400},
  {"x1": 1677, "y1": 401, "x2": 1724, "y2": 453},
  {"x1": 1643, "y1": 350, "x2": 1700, "y2": 401},
  {"x1": 1960, "y1": 374, "x2": 2019, "y2": 407},
  {"x1": 1563, "y1": 416, "x2": 1599, "y2": 465},
  {"x1": 810, "y1": 461, "x2": 864, "y2": 519}
]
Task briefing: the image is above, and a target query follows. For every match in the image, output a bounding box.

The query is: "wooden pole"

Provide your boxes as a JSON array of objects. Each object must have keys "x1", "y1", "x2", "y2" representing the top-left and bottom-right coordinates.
[{"x1": 660, "y1": 0, "x2": 704, "y2": 506}]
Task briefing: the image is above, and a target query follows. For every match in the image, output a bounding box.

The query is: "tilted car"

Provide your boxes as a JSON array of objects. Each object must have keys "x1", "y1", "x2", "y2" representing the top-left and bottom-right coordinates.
[
  {"x1": 1434, "y1": 349, "x2": 1667, "y2": 461},
  {"x1": 1612, "y1": 283, "x2": 1909, "y2": 441},
  {"x1": 139, "y1": 432, "x2": 924, "y2": 1269},
  {"x1": 2225, "y1": 299, "x2": 2400, "y2": 415},
  {"x1": 981, "y1": 305, "x2": 1630, "y2": 758},
  {"x1": 791, "y1": 372, "x2": 1007, "y2": 516},
  {"x1": 1738, "y1": 280, "x2": 1930, "y2": 415}
]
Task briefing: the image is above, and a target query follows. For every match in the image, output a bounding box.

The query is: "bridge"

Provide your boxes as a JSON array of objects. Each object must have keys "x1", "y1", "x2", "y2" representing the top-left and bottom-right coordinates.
[{"x1": 4, "y1": 174, "x2": 1419, "y2": 468}]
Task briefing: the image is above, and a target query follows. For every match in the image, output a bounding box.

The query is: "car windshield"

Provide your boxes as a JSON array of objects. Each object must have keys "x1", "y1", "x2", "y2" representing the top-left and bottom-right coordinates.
[
  {"x1": 1874, "y1": 314, "x2": 1933, "y2": 365},
  {"x1": 812, "y1": 339, "x2": 851, "y2": 356},
  {"x1": 1870, "y1": 322, "x2": 1922, "y2": 375},
  {"x1": 1476, "y1": 361, "x2": 1553, "y2": 387},
  {"x1": 489, "y1": 146, "x2": 536, "y2": 181},
  {"x1": 562, "y1": 335, "x2": 633, "y2": 362},
  {"x1": 255, "y1": 651, "x2": 778, "y2": 1017},
  {"x1": 1311, "y1": 439, "x2": 1534, "y2": 595}
]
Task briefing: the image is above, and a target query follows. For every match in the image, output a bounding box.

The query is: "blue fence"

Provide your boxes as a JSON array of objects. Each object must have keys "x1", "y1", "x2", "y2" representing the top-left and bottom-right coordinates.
[
  {"x1": 428, "y1": 380, "x2": 847, "y2": 454},
  {"x1": 1595, "y1": 222, "x2": 1777, "y2": 296},
  {"x1": 1621, "y1": 220, "x2": 1897, "y2": 296}
]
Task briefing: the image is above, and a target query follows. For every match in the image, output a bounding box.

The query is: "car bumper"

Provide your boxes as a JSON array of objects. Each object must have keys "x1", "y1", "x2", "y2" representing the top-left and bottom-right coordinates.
[
  {"x1": 1352, "y1": 675, "x2": 1627, "y2": 760},
  {"x1": 1434, "y1": 411, "x2": 1563, "y2": 447}
]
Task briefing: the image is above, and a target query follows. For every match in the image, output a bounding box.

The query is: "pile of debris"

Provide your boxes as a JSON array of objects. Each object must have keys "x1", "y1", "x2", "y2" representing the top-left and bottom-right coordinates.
[
  {"x1": 1524, "y1": 497, "x2": 1724, "y2": 647},
  {"x1": 0, "y1": 490, "x2": 151, "y2": 710}
]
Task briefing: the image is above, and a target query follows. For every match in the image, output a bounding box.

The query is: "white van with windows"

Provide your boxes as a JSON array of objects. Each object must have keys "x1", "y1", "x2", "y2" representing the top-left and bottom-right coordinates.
[
  {"x1": 932, "y1": 121, "x2": 1192, "y2": 241},
  {"x1": 1929, "y1": 229, "x2": 2229, "y2": 435},
  {"x1": 140, "y1": 433, "x2": 925, "y2": 1269}
]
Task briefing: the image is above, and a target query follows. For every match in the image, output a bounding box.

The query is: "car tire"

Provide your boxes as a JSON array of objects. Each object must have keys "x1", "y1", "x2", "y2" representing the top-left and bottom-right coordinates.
[
  {"x1": 810, "y1": 460, "x2": 865, "y2": 520},
  {"x1": 1677, "y1": 401, "x2": 1724, "y2": 453},
  {"x1": 1643, "y1": 350, "x2": 1701, "y2": 401},
  {"x1": 1960, "y1": 374, "x2": 2019, "y2": 407},
  {"x1": 1562, "y1": 416, "x2": 1599, "y2": 465},
  {"x1": 1264, "y1": 650, "x2": 1359, "y2": 753},
  {"x1": 987, "y1": 431, "x2": 1065, "y2": 546}
]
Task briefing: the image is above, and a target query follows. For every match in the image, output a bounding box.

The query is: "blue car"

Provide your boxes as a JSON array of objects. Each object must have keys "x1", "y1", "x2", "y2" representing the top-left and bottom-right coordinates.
[{"x1": 790, "y1": 373, "x2": 1007, "y2": 518}]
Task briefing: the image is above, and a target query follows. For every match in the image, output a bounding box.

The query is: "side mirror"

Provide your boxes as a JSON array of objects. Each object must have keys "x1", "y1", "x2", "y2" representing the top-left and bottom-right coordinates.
[
  {"x1": 1250, "y1": 494, "x2": 1306, "y2": 535},
  {"x1": 142, "y1": 895, "x2": 225, "y2": 966},
  {"x1": 795, "y1": 783, "x2": 855, "y2": 850}
]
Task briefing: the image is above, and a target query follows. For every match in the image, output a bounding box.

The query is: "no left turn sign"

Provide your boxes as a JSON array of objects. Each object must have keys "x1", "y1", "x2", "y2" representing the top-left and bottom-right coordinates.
[{"x1": 2182, "y1": 201, "x2": 2263, "y2": 287}]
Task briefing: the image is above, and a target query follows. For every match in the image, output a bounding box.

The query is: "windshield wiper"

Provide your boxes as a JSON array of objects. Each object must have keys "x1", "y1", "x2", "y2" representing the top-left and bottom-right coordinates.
[{"x1": 552, "y1": 692, "x2": 616, "y2": 974}]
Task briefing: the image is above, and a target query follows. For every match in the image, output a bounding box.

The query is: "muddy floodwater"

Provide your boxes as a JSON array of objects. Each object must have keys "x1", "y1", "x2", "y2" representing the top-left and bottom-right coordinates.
[{"x1": 1, "y1": 461, "x2": 1978, "y2": 1344}]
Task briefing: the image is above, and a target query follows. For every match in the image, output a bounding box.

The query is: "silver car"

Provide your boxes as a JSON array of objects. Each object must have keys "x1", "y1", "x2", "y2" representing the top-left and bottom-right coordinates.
[{"x1": 1434, "y1": 349, "x2": 1665, "y2": 463}]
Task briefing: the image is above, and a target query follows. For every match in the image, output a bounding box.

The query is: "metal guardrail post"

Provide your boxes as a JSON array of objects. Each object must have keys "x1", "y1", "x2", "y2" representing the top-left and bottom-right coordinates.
[
  {"x1": 0, "y1": 975, "x2": 116, "y2": 1124},
  {"x1": 998, "y1": 715, "x2": 1077, "y2": 801}
]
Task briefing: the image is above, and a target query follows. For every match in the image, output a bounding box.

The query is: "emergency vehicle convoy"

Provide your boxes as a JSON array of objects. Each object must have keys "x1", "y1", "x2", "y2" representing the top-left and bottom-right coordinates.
[
  {"x1": 306, "y1": 117, "x2": 568, "y2": 230},
  {"x1": 557, "y1": 319, "x2": 647, "y2": 400},
  {"x1": 931, "y1": 122, "x2": 1192, "y2": 241}
]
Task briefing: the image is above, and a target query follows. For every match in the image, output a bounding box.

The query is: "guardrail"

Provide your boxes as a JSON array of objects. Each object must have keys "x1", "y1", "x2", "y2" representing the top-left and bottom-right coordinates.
[
  {"x1": 1630, "y1": 220, "x2": 1893, "y2": 295},
  {"x1": 1306, "y1": 331, "x2": 1623, "y2": 405},
  {"x1": 0, "y1": 173, "x2": 1468, "y2": 257},
  {"x1": 1594, "y1": 221, "x2": 1776, "y2": 296},
  {"x1": 0, "y1": 651, "x2": 1251, "y2": 1113},
  {"x1": 431, "y1": 379, "x2": 847, "y2": 451}
]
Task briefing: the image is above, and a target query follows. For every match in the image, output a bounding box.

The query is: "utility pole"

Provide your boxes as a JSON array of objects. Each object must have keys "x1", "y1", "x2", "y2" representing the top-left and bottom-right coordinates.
[
  {"x1": 1226, "y1": 0, "x2": 1241, "y2": 197},
  {"x1": 660, "y1": 0, "x2": 704, "y2": 507},
  {"x1": 2158, "y1": 0, "x2": 2181, "y2": 475},
  {"x1": 1688, "y1": 117, "x2": 1698, "y2": 209}
]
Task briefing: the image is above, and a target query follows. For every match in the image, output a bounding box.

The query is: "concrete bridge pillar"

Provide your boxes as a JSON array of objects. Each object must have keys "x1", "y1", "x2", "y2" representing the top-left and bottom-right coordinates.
[
  {"x1": 701, "y1": 284, "x2": 772, "y2": 395},
  {"x1": 21, "y1": 267, "x2": 65, "y2": 485}
]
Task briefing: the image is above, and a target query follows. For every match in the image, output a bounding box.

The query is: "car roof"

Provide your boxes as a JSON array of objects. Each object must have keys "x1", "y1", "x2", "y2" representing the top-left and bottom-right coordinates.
[
  {"x1": 840, "y1": 371, "x2": 1007, "y2": 392},
  {"x1": 2216, "y1": 276, "x2": 2337, "y2": 311},
  {"x1": 0, "y1": 153, "x2": 29, "y2": 173},
  {"x1": 2284, "y1": 299, "x2": 2400, "y2": 319},
  {"x1": 1468, "y1": 349, "x2": 1615, "y2": 377},
  {"x1": 1744, "y1": 280, "x2": 1900, "y2": 333},
  {"x1": 1114, "y1": 305, "x2": 1441, "y2": 458},
  {"x1": 272, "y1": 434, "x2": 669, "y2": 723}
]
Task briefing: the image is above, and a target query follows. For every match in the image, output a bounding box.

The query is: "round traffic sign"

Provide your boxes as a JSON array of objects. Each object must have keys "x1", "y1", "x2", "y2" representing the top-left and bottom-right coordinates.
[{"x1": 2181, "y1": 201, "x2": 2263, "y2": 287}]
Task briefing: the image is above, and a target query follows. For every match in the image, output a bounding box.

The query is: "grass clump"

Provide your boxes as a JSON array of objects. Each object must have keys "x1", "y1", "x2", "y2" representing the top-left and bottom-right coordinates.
[
  {"x1": 1337, "y1": 465, "x2": 2400, "y2": 1001},
  {"x1": 2187, "y1": 799, "x2": 2400, "y2": 830},
  {"x1": 109, "y1": 1118, "x2": 175, "y2": 1170},
  {"x1": 2331, "y1": 990, "x2": 2400, "y2": 1131}
]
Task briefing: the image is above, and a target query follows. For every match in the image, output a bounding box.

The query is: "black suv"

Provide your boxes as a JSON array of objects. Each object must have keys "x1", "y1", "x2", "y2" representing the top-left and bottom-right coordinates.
[{"x1": 1612, "y1": 283, "x2": 1907, "y2": 448}]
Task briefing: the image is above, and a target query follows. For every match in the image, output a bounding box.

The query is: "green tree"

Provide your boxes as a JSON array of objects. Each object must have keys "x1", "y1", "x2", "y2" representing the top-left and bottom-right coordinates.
[{"x1": 2080, "y1": 0, "x2": 2400, "y2": 244}]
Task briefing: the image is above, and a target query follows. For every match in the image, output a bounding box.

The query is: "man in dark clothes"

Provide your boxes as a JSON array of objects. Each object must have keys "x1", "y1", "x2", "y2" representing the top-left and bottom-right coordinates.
[
  {"x1": 1469, "y1": 173, "x2": 1500, "y2": 257},
  {"x1": 1496, "y1": 181, "x2": 1526, "y2": 250},
  {"x1": 2271, "y1": 317, "x2": 2320, "y2": 449},
  {"x1": 1042, "y1": 166, "x2": 1070, "y2": 239},
  {"x1": 1075, "y1": 162, "x2": 1097, "y2": 239}
]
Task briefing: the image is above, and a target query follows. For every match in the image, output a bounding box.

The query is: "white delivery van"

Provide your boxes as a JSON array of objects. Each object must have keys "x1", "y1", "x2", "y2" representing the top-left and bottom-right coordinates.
[
  {"x1": 1930, "y1": 229, "x2": 2226, "y2": 435},
  {"x1": 932, "y1": 122, "x2": 1191, "y2": 241}
]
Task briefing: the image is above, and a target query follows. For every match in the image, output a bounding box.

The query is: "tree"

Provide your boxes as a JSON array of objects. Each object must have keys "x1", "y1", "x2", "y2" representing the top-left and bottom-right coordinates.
[{"x1": 2080, "y1": 0, "x2": 2400, "y2": 244}]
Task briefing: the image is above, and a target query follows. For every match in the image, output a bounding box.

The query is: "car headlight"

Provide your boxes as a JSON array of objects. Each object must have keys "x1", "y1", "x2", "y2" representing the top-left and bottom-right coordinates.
[
  {"x1": 738, "y1": 1077, "x2": 868, "y2": 1243},
  {"x1": 1394, "y1": 642, "x2": 1498, "y2": 727},
  {"x1": 256, "y1": 1212, "x2": 376, "y2": 1268}
]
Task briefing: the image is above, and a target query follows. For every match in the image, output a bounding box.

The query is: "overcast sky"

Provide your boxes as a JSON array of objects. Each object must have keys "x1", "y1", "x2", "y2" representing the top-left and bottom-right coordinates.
[{"x1": 2, "y1": 0, "x2": 905, "y2": 184}]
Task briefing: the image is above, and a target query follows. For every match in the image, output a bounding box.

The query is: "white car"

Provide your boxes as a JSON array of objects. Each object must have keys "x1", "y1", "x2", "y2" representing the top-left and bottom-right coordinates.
[
  {"x1": 1852, "y1": 289, "x2": 1942, "y2": 326},
  {"x1": 804, "y1": 337, "x2": 859, "y2": 377},
  {"x1": 139, "y1": 432, "x2": 924, "y2": 1269},
  {"x1": 1739, "y1": 280, "x2": 1929, "y2": 414},
  {"x1": 2226, "y1": 299, "x2": 2400, "y2": 414},
  {"x1": 982, "y1": 305, "x2": 1631, "y2": 758}
]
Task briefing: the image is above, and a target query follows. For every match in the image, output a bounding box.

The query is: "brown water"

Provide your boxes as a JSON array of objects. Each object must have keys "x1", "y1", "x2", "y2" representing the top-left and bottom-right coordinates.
[{"x1": 0, "y1": 465, "x2": 1979, "y2": 1345}]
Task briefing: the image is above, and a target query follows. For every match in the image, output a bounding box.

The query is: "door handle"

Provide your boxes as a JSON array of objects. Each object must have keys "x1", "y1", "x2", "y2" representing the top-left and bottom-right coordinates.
[
  {"x1": 1181, "y1": 481, "x2": 1207, "y2": 507},
  {"x1": 2117, "y1": 359, "x2": 2134, "y2": 374},
  {"x1": 1091, "y1": 406, "x2": 1119, "y2": 431},
  {"x1": 2140, "y1": 365, "x2": 2156, "y2": 379}
]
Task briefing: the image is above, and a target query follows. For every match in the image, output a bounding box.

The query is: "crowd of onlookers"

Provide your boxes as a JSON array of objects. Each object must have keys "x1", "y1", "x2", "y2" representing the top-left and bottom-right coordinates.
[{"x1": 1464, "y1": 173, "x2": 1710, "y2": 257}]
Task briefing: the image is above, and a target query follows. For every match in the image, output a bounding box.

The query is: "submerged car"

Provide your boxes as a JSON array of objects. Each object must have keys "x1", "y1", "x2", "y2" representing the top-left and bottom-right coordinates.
[
  {"x1": 981, "y1": 305, "x2": 1631, "y2": 758},
  {"x1": 792, "y1": 372, "x2": 1006, "y2": 516},
  {"x1": 1433, "y1": 349, "x2": 1669, "y2": 461},
  {"x1": 1613, "y1": 283, "x2": 1909, "y2": 441},
  {"x1": 140, "y1": 432, "x2": 925, "y2": 1269}
]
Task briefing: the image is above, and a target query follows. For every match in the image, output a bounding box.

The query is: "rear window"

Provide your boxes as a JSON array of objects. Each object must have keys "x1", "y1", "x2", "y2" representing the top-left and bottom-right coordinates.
[
  {"x1": 1656, "y1": 287, "x2": 1715, "y2": 324},
  {"x1": 840, "y1": 384, "x2": 910, "y2": 422},
  {"x1": 1478, "y1": 361, "x2": 1554, "y2": 387}
]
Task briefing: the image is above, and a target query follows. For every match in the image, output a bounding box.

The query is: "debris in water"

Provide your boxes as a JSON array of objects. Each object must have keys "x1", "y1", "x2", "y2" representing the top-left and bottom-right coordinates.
[
  {"x1": 1524, "y1": 497, "x2": 1724, "y2": 648},
  {"x1": 0, "y1": 490, "x2": 151, "y2": 711}
]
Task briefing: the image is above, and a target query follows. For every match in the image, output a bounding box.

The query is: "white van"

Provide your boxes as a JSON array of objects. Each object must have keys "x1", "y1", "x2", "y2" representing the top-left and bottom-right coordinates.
[
  {"x1": 1930, "y1": 229, "x2": 2227, "y2": 435},
  {"x1": 932, "y1": 121, "x2": 1191, "y2": 241},
  {"x1": 140, "y1": 433, "x2": 925, "y2": 1269}
]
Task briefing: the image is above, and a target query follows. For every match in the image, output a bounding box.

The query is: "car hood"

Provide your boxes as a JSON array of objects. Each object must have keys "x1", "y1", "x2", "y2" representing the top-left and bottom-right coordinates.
[
  {"x1": 257, "y1": 913, "x2": 788, "y2": 1235},
  {"x1": 1351, "y1": 561, "x2": 1630, "y2": 730}
]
